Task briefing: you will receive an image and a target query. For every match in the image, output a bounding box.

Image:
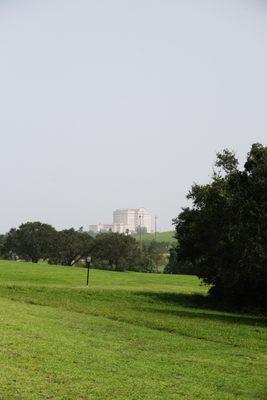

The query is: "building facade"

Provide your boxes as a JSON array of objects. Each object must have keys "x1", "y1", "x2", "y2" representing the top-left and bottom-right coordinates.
[
  {"x1": 113, "y1": 208, "x2": 152, "y2": 234},
  {"x1": 88, "y1": 223, "x2": 113, "y2": 234},
  {"x1": 89, "y1": 208, "x2": 152, "y2": 235}
]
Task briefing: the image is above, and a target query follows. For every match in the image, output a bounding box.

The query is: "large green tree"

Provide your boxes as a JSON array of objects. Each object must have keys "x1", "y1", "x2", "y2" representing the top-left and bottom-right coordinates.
[
  {"x1": 173, "y1": 143, "x2": 267, "y2": 307},
  {"x1": 91, "y1": 232, "x2": 142, "y2": 271},
  {"x1": 49, "y1": 229, "x2": 94, "y2": 266},
  {"x1": 5, "y1": 222, "x2": 57, "y2": 263}
]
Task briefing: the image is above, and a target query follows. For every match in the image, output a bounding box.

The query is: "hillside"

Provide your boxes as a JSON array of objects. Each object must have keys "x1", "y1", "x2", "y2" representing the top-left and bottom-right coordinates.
[
  {"x1": 0, "y1": 261, "x2": 266, "y2": 400},
  {"x1": 133, "y1": 230, "x2": 176, "y2": 243}
]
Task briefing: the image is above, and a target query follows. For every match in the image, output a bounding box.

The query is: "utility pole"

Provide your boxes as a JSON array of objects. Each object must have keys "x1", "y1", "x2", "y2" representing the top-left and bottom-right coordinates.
[
  {"x1": 154, "y1": 215, "x2": 157, "y2": 240},
  {"x1": 139, "y1": 215, "x2": 142, "y2": 251}
]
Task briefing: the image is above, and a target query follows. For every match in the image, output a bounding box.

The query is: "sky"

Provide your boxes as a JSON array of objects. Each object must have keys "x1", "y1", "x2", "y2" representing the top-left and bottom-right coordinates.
[{"x1": 0, "y1": 0, "x2": 266, "y2": 232}]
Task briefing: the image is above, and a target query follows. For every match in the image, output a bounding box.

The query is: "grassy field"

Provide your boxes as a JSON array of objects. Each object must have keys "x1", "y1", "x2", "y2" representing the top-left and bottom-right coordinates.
[
  {"x1": 0, "y1": 261, "x2": 266, "y2": 400},
  {"x1": 132, "y1": 230, "x2": 176, "y2": 243}
]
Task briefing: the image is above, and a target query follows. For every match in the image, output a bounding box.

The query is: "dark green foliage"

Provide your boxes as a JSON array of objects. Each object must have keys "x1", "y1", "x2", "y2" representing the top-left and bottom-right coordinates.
[
  {"x1": 138, "y1": 252, "x2": 157, "y2": 273},
  {"x1": 5, "y1": 222, "x2": 57, "y2": 263},
  {"x1": 0, "y1": 235, "x2": 8, "y2": 259},
  {"x1": 164, "y1": 247, "x2": 177, "y2": 274},
  {"x1": 215, "y1": 148, "x2": 239, "y2": 173},
  {"x1": 164, "y1": 246, "x2": 195, "y2": 275},
  {"x1": 4, "y1": 222, "x2": 163, "y2": 272},
  {"x1": 173, "y1": 143, "x2": 267, "y2": 307},
  {"x1": 91, "y1": 232, "x2": 142, "y2": 271},
  {"x1": 91, "y1": 233, "x2": 165, "y2": 272},
  {"x1": 142, "y1": 240, "x2": 169, "y2": 271},
  {"x1": 49, "y1": 229, "x2": 94, "y2": 266},
  {"x1": 5, "y1": 223, "x2": 93, "y2": 266}
]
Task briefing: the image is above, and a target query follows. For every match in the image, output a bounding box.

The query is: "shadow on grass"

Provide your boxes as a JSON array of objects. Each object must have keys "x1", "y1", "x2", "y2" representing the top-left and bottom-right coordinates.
[
  {"x1": 139, "y1": 306, "x2": 267, "y2": 327},
  {"x1": 134, "y1": 291, "x2": 267, "y2": 326}
]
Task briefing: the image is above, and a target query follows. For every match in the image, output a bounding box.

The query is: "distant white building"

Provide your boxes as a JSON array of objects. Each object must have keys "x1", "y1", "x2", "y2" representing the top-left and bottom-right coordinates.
[
  {"x1": 113, "y1": 208, "x2": 152, "y2": 234},
  {"x1": 89, "y1": 223, "x2": 113, "y2": 234},
  {"x1": 89, "y1": 208, "x2": 152, "y2": 235}
]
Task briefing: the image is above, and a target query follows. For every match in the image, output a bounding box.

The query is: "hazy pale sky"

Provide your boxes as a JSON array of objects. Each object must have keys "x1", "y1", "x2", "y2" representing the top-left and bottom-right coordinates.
[{"x1": 0, "y1": 0, "x2": 266, "y2": 232}]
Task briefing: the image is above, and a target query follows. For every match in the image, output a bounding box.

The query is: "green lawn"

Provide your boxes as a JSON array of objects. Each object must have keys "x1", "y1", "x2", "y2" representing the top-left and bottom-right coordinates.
[
  {"x1": 0, "y1": 261, "x2": 266, "y2": 400},
  {"x1": 132, "y1": 230, "x2": 176, "y2": 243}
]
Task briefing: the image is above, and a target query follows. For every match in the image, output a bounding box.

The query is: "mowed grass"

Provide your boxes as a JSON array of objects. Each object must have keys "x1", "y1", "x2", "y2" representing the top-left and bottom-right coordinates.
[
  {"x1": 0, "y1": 261, "x2": 266, "y2": 400},
  {"x1": 133, "y1": 230, "x2": 176, "y2": 243}
]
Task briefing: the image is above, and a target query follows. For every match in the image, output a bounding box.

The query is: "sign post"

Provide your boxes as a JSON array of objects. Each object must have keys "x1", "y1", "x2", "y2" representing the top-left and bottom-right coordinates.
[{"x1": 86, "y1": 256, "x2": 92, "y2": 287}]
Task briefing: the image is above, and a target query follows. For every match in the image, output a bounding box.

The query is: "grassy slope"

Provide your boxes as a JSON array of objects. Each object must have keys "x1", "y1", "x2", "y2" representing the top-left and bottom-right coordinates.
[
  {"x1": 132, "y1": 231, "x2": 176, "y2": 243},
  {"x1": 0, "y1": 261, "x2": 266, "y2": 400}
]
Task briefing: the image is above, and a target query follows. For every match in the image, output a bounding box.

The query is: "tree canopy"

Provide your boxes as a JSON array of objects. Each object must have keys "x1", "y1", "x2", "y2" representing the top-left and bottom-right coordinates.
[
  {"x1": 49, "y1": 229, "x2": 94, "y2": 266},
  {"x1": 5, "y1": 222, "x2": 57, "y2": 263},
  {"x1": 91, "y1": 232, "x2": 142, "y2": 271},
  {"x1": 173, "y1": 143, "x2": 267, "y2": 307}
]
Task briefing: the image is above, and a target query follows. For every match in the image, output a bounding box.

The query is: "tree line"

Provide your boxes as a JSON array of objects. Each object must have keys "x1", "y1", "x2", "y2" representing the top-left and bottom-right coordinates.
[{"x1": 0, "y1": 223, "x2": 168, "y2": 273}]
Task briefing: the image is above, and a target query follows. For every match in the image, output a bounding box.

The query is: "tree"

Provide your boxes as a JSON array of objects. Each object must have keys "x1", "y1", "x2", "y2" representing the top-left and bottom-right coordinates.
[
  {"x1": 143, "y1": 240, "x2": 169, "y2": 271},
  {"x1": 173, "y1": 144, "x2": 267, "y2": 307},
  {"x1": 0, "y1": 235, "x2": 8, "y2": 259},
  {"x1": 49, "y1": 229, "x2": 94, "y2": 266},
  {"x1": 164, "y1": 246, "x2": 195, "y2": 275},
  {"x1": 91, "y1": 232, "x2": 141, "y2": 271},
  {"x1": 5, "y1": 222, "x2": 57, "y2": 263}
]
